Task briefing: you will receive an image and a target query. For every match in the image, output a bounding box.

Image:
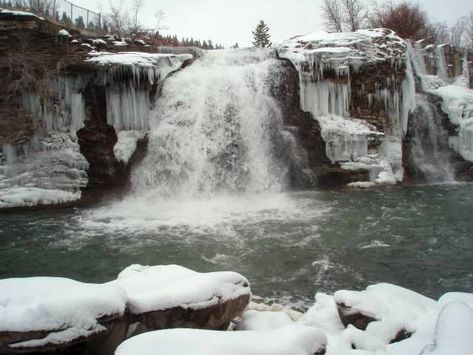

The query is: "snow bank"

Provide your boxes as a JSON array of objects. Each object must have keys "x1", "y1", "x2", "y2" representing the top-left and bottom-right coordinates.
[
  {"x1": 0, "y1": 9, "x2": 43, "y2": 19},
  {"x1": 114, "y1": 130, "x2": 146, "y2": 164},
  {"x1": 113, "y1": 264, "x2": 251, "y2": 314},
  {"x1": 292, "y1": 283, "x2": 473, "y2": 355},
  {"x1": 0, "y1": 277, "x2": 126, "y2": 347},
  {"x1": 116, "y1": 326, "x2": 327, "y2": 355},
  {"x1": 0, "y1": 187, "x2": 80, "y2": 208},
  {"x1": 277, "y1": 29, "x2": 415, "y2": 185}
]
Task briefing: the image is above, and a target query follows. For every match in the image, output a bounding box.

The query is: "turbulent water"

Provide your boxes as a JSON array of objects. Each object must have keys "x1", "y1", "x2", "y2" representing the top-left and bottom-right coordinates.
[
  {"x1": 409, "y1": 94, "x2": 456, "y2": 183},
  {"x1": 131, "y1": 49, "x2": 292, "y2": 199},
  {"x1": 1, "y1": 185, "x2": 473, "y2": 308}
]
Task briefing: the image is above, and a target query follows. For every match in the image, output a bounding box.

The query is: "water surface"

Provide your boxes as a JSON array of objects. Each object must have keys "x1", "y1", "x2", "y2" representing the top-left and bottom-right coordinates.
[{"x1": 1, "y1": 184, "x2": 472, "y2": 308}]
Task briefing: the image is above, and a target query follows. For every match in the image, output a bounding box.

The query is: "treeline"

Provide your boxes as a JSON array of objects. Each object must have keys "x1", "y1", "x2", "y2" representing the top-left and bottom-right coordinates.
[
  {"x1": 142, "y1": 32, "x2": 224, "y2": 49},
  {"x1": 321, "y1": 0, "x2": 473, "y2": 46}
]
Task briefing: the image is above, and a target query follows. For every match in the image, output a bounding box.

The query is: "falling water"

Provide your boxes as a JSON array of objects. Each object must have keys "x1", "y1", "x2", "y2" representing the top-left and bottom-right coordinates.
[
  {"x1": 131, "y1": 49, "x2": 292, "y2": 199},
  {"x1": 409, "y1": 94, "x2": 455, "y2": 183}
]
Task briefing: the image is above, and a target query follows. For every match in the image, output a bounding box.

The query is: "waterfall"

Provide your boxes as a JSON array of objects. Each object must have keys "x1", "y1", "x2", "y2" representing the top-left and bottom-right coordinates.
[
  {"x1": 130, "y1": 49, "x2": 292, "y2": 199},
  {"x1": 408, "y1": 94, "x2": 455, "y2": 183}
]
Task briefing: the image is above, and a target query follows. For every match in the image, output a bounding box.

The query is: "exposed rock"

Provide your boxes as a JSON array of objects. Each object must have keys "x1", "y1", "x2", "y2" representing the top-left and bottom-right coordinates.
[
  {"x1": 336, "y1": 302, "x2": 377, "y2": 330},
  {"x1": 130, "y1": 294, "x2": 250, "y2": 333}
]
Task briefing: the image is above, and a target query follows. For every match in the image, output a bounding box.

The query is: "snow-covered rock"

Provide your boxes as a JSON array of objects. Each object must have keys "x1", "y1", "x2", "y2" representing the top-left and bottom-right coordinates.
[
  {"x1": 114, "y1": 264, "x2": 250, "y2": 314},
  {"x1": 0, "y1": 277, "x2": 126, "y2": 352},
  {"x1": 277, "y1": 29, "x2": 416, "y2": 185},
  {"x1": 237, "y1": 310, "x2": 294, "y2": 331},
  {"x1": 116, "y1": 326, "x2": 327, "y2": 355},
  {"x1": 112, "y1": 265, "x2": 251, "y2": 332},
  {"x1": 58, "y1": 29, "x2": 71, "y2": 37}
]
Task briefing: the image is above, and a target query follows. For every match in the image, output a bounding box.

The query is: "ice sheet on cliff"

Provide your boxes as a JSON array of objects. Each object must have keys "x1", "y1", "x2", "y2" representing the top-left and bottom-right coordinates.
[
  {"x1": 86, "y1": 52, "x2": 193, "y2": 131},
  {"x1": 409, "y1": 43, "x2": 473, "y2": 162},
  {"x1": 277, "y1": 29, "x2": 416, "y2": 185},
  {"x1": 0, "y1": 134, "x2": 88, "y2": 208}
]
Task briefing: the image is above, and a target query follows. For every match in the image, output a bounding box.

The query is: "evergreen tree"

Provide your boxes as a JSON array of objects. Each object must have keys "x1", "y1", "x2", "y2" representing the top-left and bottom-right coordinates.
[
  {"x1": 61, "y1": 11, "x2": 72, "y2": 25},
  {"x1": 202, "y1": 40, "x2": 208, "y2": 49},
  {"x1": 252, "y1": 20, "x2": 272, "y2": 48},
  {"x1": 208, "y1": 40, "x2": 214, "y2": 49},
  {"x1": 232, "y1": 42, "x2": 239, "y2": 49},
  {"x1": 75, "y1": 16, "x2": 85, "y2": 28}
]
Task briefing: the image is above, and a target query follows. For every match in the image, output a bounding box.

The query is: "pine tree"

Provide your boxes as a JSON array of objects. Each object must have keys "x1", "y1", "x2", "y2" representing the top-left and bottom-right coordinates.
[
  {"x1": 75, "y1": 16, "x2": 85, "y2": 28},
  {"x1": 232, "y1": 42, "x2": 239, "y2": 49},
  {"x1": 252, "y1": 20, "x2": 272, "y2": 48}
]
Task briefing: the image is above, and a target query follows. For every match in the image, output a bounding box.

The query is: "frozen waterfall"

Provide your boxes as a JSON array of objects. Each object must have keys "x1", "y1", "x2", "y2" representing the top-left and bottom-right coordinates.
[{"x1": 130, "y1": 49, "x2": 292, "y2": 199}]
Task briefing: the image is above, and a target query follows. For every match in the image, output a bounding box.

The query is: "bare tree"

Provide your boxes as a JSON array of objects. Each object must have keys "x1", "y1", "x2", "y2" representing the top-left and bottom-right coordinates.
[
  {"x1": 370, "y1": 1, "x2": 433, "y2": 41},
  {"x1": 130, "y1": 0, "x2": 146, "y2": 34},
  {"x1": 104, "y1": 0, "x2": 130, "y2": 38},
  {"x1": 341, "y1": 0, "x2": 365, "y2": 31},
  {"x1": 450, "y1": 17, "x2": 467, "y2": 47},
  {"x1": 468, "y1": 12, "x2": 473, "y2": 47},
  {"x1": 321, "y1": 0, "x2": 343, "y2": 32},
  {"x1": 430, "y1": 21, "x2": 450, "y2": 44}
]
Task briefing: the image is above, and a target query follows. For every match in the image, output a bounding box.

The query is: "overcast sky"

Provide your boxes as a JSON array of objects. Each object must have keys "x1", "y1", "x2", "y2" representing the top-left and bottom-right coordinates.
[{"x1": 76, "y1": 0, "x2": 472, "y2": 47}]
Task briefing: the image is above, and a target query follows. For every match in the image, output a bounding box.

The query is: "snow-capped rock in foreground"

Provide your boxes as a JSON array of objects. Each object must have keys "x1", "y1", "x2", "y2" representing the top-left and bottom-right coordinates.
[
  {"x1": 112, "y1": 264, "x2": 251, "y2": 332},
  {"x1": 0, "y1": 277, "x2": 126, "y2": 353},
  {"x1": 116, "y1": 326, "x2": 327, "y2": 355}
]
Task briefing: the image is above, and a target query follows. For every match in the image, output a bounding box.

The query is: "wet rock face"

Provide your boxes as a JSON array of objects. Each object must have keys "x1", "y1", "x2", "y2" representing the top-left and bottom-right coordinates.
[
  {"x1": 268, "y1": 59, "x2": 373, "y2": 188},
  {"x1": 77, "y1": 84, "x2": 127, "y2": 191},
  {"x1": 130, "y1": 294, "x2": 251, "y2": 335}
]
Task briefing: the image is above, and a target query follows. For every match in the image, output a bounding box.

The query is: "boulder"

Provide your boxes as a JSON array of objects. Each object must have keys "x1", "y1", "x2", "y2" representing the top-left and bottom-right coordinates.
[
  {"x1": 0, "y1": 277, "x2": 127, "y2": 354},
  {"x1": 113, "y1": 264, "x2": 251, "y2": 334},
  {"x1": 115, "y1": 326, "x2": 327, "y2": 355}
]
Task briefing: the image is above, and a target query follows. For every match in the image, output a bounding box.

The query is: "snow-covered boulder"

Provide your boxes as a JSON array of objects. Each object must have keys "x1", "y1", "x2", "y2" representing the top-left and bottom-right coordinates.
[
  {"x1": 236, "y1": 310, "x2": 294, "y2": 331},
  {"x1": 113, "y1": 265, "x2": 251, "y2": 332},
  {"x1": 0, "y1": 277, "x2": 127, "y2": 353},
  {"x1": 116, "y1": 326, "x2": 327, "y2": 355},
  {"x1": 334, "y1": 283, "x2": 438, "y2": 344}
]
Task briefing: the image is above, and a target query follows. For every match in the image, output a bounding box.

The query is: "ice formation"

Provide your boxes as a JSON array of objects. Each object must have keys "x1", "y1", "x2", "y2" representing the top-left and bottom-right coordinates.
[
  {"x1": 0, "y1": 277, "x2": 126, "y2": 348},
  {"x1": 277, "y1": 29, "x2": 417, "y2": 185},
  {"x1": 0, "y1": 134, "x2": 88, "y2": 208},
  {"x1": 130, "y1": 49, "x2": 294, "y2": 198},
  {"x1": 112, "y1": 264, "x2": 251, "y2": 314},
  {"x1": 114, "y1": 130, "x2": 146, "y2": 164},
  {"x1": 86, "y1": 52, "x2": 193, "y2": 132},
  {"x1": 116, "y1": 326, "x2": 327, "y2": 355},
  {"x1": 408, "y1": 43, "x2": 473, "y2": 163}
]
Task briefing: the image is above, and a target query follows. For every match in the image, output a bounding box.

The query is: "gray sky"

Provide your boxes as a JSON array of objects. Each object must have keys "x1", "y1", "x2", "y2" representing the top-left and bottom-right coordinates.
[{"x1": 76, "y1": 0, "x2": 472, "y2": 47}]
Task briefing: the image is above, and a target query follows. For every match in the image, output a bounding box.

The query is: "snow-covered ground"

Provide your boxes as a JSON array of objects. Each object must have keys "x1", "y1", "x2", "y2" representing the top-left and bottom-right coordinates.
[{"x1": 277, "y1": 29, "x2": 416, "y2": 186}]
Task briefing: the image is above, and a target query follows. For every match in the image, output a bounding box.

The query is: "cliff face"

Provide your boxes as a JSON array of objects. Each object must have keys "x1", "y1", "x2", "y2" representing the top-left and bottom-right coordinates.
[
  {"x1": 0, "y1": 10, "x2": 193, "y2": 208},
  {"x1": 403, "y1": 42, "x2": 473, "y2": 183},
  {"x1": 2, "y1": 11, "x2": 473, "y2": 209},
  {"x1": 277, "y1": 29, "x2": 416, "y2": 186}
]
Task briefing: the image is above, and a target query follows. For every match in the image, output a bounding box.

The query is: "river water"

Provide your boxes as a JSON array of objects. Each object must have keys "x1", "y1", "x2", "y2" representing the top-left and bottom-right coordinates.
[{"x1": 1, "y1": 184, "x2": 472, "y2": 308}]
